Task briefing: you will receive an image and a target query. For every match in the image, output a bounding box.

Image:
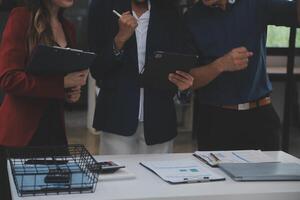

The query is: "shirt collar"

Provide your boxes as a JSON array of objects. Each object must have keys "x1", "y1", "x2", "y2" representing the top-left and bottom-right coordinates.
[{"x1": 132, "y1": 0, "x2": 151, "y2": 19}]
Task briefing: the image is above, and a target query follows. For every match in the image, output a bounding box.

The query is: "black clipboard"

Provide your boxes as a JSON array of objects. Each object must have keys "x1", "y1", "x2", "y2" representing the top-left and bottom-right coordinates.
[
  {"x1": 140, "y1": 51, "x2": 199, "y2": 91},
  {"x1": 26, "y1": 45, "x2": 97, "y2": 75}
]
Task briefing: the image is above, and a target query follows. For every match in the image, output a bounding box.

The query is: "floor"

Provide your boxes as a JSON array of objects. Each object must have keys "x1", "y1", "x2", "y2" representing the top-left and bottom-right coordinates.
[{"x1": 65, "y1": 109, "x2": 300, "y2": 158}]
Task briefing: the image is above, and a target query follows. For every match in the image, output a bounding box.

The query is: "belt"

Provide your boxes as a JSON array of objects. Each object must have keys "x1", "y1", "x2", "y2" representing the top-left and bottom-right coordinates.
[{"x1": 221, "y1": 97, "x2": 271, "y2": 111}]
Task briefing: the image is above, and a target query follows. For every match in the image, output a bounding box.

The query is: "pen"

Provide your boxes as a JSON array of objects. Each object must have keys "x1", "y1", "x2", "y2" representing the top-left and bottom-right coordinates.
[
  {"x1": 210, "y1": 153, "x2": 221, "y2": 162},
  {"x1": 25, "y1": 160, "x2": 68, "y2": 165},
  {"x1": 113, "y1": 10, "x2": 122, "y2": 18}
]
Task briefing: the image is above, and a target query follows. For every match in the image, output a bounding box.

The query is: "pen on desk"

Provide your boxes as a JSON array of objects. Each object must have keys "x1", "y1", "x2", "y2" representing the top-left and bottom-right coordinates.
[
  {"x1": 210, "y1": 153, "x2": 221, "y2": 162},
  {"x1": 113, "y1": 10, "x2": 122, "y2": 18},
  {"x1": 25, "y1": 160, "x2": 68, "y2": 165}
]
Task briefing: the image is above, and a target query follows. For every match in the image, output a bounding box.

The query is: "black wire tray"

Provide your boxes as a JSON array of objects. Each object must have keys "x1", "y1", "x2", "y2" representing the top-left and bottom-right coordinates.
[{"x1": 7, "y1": 144, "x2": 100, "y2": 197}]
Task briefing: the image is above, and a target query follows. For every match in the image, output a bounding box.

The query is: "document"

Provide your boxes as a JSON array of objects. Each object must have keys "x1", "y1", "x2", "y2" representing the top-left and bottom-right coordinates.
[
  {"x1": 194, "y1": 150, "x2": 278, "y2": 167},
  {"x1": 140, "y1": 159, "x2": 225, "y2": 184}
]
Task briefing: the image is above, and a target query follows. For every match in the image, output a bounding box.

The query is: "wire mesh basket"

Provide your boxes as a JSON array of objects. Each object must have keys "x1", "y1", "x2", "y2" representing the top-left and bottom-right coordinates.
[{"x1": 7, "y1": 144, "x2": 100, "y2": 197}]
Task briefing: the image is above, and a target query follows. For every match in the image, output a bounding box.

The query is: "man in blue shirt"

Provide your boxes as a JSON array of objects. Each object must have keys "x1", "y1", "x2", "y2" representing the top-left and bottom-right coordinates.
[{"x1": 183, "y1": 0, "x2": 300, "y2": 150}]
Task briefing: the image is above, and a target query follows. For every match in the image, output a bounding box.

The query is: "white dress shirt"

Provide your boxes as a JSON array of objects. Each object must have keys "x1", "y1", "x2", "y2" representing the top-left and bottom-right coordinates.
[{"x1": 132, "y1": 2, "x2": 151, "y2": 122}]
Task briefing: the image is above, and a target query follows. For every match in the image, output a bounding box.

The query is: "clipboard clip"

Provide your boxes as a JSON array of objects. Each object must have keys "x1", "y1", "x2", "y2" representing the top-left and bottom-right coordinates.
[
  {"x1": 52, "y1": 46, "x2": 84, "y2": 53},
  {"x1": 184, "y1": 176, "x2": 211, "y2": 183}
]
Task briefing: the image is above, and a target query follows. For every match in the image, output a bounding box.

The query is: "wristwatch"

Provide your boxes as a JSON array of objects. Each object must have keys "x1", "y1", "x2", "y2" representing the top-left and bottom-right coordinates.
[
  {"x1": 112, "y1": 41, "x2": 124, "y2": 57},
  {"x1": 228, "y1": 0, "x2": 236, "y2": 4},
  {"x1": 177, "y1": 88, "x2": 193, "y2": 104}
]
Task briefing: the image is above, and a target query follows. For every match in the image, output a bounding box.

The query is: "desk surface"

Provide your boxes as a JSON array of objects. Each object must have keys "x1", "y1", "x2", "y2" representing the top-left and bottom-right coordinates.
[{"x1": 9, "y1": 151, "x2": 300, "y2": 200}]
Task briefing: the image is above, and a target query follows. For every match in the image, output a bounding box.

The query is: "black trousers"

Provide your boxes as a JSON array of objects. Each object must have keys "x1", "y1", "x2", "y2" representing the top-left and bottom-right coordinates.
[
  {"x1": 195, "y1": 104, "x2": 281, "y2": 151},
  {"x1": 28, "y1": 102, "x2": 67, "y2": 147},
  {"x1": 0, "y1": 147, "x2": 12, "y2": 200}
]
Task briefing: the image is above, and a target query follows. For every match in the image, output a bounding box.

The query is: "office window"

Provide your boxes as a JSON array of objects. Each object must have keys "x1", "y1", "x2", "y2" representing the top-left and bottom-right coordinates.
[
  {"x1": 297, "y1": 29, "x2": 300, "y2": 48},
  {"x1": 267, "y1": 25, "x2": 300, "y2": 48}
]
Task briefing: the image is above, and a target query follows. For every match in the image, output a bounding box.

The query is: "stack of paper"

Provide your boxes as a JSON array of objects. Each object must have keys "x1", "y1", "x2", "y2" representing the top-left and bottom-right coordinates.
[
  {"x1": 193, "y1": 150, "x2": 278, "y2": 167},
  {"x1": 140, "y1": 159, "x2": 225, "y2": 184}
]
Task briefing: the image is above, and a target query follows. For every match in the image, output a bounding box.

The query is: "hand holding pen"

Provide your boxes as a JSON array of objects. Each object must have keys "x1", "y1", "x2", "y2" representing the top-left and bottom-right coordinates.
[{"x1": 113, "y1": 10, "x2": 138, "y2": 50}]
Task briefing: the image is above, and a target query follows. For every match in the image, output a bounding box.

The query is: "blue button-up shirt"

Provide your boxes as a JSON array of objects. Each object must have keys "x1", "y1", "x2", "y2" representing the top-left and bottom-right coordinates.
[{"x1": 186, "y1": 0, "x2": 298, "y2": 105}]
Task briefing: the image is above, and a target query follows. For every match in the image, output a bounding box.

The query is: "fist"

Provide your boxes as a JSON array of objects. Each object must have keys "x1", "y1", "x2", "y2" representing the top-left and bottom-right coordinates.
[
  {"x1": 115, "y1": 11, "x2": 138, "y2": 44},
  {"x1": 217, "y1": 47, "x2": 253, "y2": 72}
]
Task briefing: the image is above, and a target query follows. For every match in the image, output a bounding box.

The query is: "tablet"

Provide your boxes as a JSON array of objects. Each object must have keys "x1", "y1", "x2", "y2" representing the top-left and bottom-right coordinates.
[
  {"x1": 140, "y1": 51, "x2": 199, "y2": 91},
  {"x1": 26, "y1": 45, "x2": 97, "y2": 75}
]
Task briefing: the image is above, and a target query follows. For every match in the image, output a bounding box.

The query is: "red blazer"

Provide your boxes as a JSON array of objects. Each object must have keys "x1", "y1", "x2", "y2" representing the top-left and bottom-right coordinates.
[{"x1": 0, "y1": 7, "x2": 76, "y2": 147}]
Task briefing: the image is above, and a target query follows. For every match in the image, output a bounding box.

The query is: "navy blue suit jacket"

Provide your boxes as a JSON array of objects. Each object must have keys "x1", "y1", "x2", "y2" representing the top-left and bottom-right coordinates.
[{"x1": 88, "y1": 0, "x2": 190, "y2": 145}]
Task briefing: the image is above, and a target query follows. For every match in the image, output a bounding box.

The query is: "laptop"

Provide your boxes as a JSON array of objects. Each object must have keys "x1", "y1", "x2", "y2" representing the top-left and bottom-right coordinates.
[{"x1": 219, "y1": 163, "x2": 300, "y2": 181}]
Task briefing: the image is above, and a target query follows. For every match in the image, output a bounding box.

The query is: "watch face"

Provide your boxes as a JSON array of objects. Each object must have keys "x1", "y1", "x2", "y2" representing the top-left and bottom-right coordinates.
[{"x1": 228, "y1": 0, "x2": 236, "y2": 4}]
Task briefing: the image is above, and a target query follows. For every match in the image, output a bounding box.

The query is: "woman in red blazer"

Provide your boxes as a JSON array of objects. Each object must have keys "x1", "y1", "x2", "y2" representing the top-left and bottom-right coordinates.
[{"x1": 0, "y1": 0, "x2": 88, "y2": 199}]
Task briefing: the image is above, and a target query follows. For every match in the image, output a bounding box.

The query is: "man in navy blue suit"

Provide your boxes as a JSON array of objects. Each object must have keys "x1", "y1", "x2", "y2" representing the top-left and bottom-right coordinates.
[{"x1": 89, "y1": 0, "x2": 194, "y2": 154}]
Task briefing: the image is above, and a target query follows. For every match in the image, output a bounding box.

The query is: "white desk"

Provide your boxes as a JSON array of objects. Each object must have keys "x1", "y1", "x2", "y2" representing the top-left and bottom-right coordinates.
[{"x1": 9, "y1": 151, "x2": 300, "y2": 200}]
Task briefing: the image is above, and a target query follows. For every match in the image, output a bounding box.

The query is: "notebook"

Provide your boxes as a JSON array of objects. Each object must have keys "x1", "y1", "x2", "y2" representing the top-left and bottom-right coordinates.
[
  {"x1": 219, "y1": 162, "x2": 300, "y2": 181},
  {"x1": 193, "y1": 150, "x2": 278, "y2": 167}
]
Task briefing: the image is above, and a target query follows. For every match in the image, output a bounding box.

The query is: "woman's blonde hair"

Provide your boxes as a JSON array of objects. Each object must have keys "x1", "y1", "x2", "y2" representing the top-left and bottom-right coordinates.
[{"x1": 25, "y1": 0, "x2": 64, "y2": 54}]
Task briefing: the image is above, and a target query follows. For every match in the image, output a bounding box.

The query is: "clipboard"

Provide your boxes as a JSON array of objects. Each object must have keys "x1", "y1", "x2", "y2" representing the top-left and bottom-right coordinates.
[
  {"x1": 26, "y1": 45, "x2": 97, "y2": 75},
  {"x1": 140, "y1": 51, "x2": 199, "y2": 91},
  {"x1": 140, "y1": 160, "x2": 225, "y2": 184}
]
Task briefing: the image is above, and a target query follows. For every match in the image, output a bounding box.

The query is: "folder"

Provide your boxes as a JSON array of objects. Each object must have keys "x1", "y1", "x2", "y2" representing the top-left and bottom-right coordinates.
[
  {"x1": 140, "y1": 51, "x2": 199, "y2": 91},
  {"x1": 219, "y1": 162, "x2": 300, "y2": 181},
  {"x1": 26, "y1": 45, "x2": 97, "y2": 75}
]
